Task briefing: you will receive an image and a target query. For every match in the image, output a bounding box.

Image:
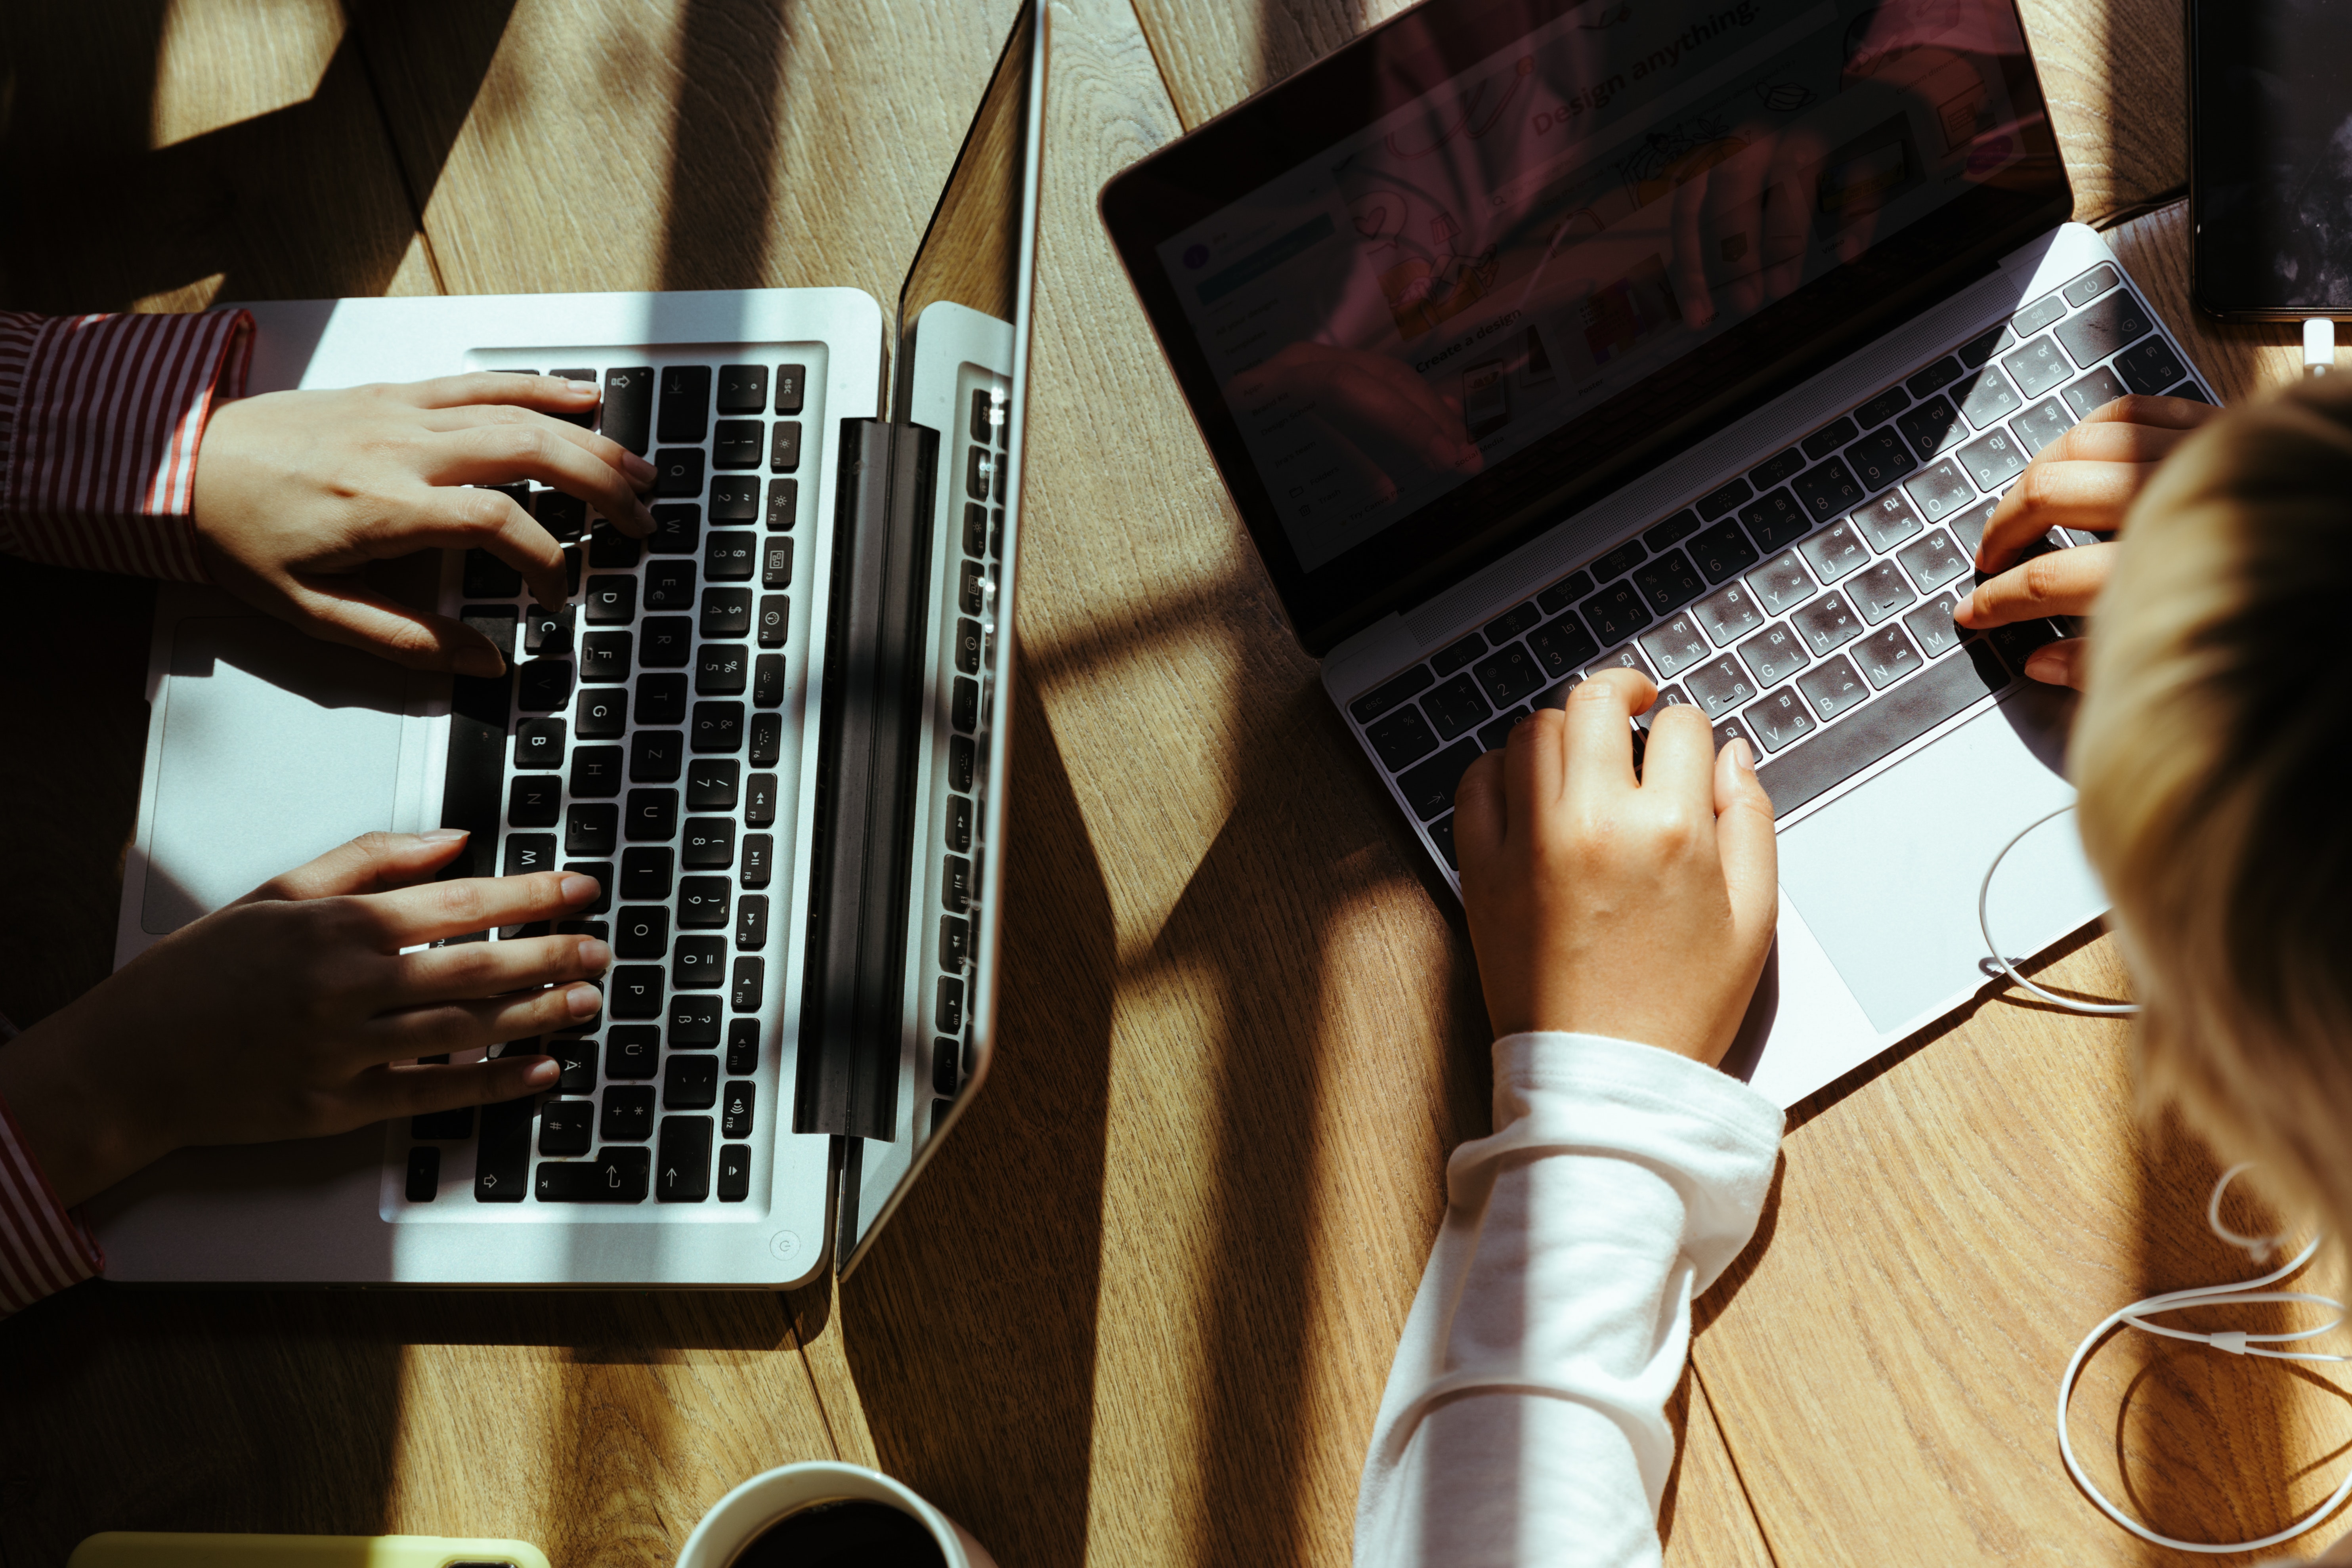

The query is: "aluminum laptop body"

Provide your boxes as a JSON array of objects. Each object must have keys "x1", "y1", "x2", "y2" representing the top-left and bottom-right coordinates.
[
  {"x1": 90, "y1": 0, "x2": 1046, "y2": 1287},
  {"x1": 1102, "y1": 0, "x2": 2195, "y2": 1106}
]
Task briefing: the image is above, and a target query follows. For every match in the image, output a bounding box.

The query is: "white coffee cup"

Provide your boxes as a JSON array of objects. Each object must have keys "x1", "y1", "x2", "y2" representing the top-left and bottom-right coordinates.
[{"x1": 675, "y1": 1461, "x2": 999, "y2": 1568}]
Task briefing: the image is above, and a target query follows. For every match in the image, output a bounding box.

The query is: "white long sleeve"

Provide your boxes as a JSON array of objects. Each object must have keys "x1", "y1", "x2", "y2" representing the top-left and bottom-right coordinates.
[{"x1": 1354, "y1": 1032, "x2": 1785, "y2": 1568}]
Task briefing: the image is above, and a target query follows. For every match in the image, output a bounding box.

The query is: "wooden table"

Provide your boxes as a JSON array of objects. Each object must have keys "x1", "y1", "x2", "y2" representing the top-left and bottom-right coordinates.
[{"x1": 2, "y1": 2, "x2": 2344, "y2": 1564}]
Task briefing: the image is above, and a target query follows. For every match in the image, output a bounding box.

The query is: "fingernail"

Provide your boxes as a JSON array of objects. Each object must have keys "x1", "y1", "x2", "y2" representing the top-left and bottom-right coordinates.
[
  {"x1": 560, "y1": 873, "x2": 600, "y2": 904},
  {"x1": 456, "y1": 645, "x2": 506, "y2": 677},
  {"x1": 2024, "y1": 647, "x2": 2062, "y2": 682},
  {"x1": 564, "y1": 379, "x2": 598, "y2": 396},
  {"x1": 1732, "y1": 737, "x2": 1755, "y2": 772},
  {"x1": 565, "y1": 983, "x2": 604, "y2": 1018},
  {"x1": 525, "y1": 1058, "x2": 561, "y2": 1085},
  {"x1": 421, "y1": 827, "x2": 470, "y2": 843},
  {"x1": 621, "y1": 452, "x2": 655, "y2": 482},
  {"x1": 577, "y1": 936, "x2": 611, "y2": 970}
]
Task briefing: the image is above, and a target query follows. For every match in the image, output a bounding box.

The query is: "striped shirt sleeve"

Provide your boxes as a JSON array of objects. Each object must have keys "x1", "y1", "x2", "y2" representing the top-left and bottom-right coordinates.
[
  {"x1": 0, "y1": 1014, "x2": 103, "y2": 1314},
  {"x1": 0, "y1": 307, "x2": 254, "y2": 581}
]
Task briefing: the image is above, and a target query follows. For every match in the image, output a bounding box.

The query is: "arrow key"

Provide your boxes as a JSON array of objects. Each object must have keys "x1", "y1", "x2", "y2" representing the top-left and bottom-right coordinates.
[{"x1": 657, "y1": 1115, "x2": 713, "y2": 1202}]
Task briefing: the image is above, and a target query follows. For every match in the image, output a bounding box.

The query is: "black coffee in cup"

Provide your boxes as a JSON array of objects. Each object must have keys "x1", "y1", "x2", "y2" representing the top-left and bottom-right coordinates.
[{"x1": 732, "y1": 1499, "x2": 948, "y2": 1568}]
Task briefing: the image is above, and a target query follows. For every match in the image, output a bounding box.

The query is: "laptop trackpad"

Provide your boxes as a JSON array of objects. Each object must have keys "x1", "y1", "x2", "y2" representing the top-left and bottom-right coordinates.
[
  {"x1": 1776, "y1": 686, "x2": 2109, "y2": 1033},
  {"x1": 143, "y1": 617, "x2": 411, "y2": 936}
]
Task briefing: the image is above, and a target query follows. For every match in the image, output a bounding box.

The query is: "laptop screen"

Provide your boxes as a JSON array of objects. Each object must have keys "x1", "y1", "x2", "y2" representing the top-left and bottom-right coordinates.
[{"x1": 1103, "y1": 0, "x2": 2069, "y2": 652}]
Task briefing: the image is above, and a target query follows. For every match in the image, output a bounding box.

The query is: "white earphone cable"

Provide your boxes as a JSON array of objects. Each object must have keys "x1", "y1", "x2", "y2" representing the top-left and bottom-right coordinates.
[{"x1": 1979, "y1": 803, "x2": 2139, "y2": 1016}]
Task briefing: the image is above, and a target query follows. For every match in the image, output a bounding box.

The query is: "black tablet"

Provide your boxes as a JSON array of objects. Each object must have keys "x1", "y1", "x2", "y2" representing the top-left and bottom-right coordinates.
[
  {"x1": 1100, "y1": 0, "x2": 2069, "y2": 653},
  {"x1": 2192, "y1": 0, "x2": 2352, "y2": 320}
]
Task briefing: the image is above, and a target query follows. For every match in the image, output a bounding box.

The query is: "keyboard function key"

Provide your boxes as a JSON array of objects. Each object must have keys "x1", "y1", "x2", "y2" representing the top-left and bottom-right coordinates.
[
  {"x1": 2056, "y1": 288, "x2": 2153, "y2": 368},
  {"x1": 1750, "y1": 447, "x2": 1806, "y2": 487},
  {"x1": 1957, "y1": 324, "x2": 2015, "y2": 369},
  {"x1": 1907, "y1": 357, "x2": 1962, "y2": 398},
  {"x1": 1802, "y1": 417, "x2": 1857, "y2": 461},
  {"x1": 717, "y1": 1143, "x2": 753, "y2": 1201},
  {"x1": 1644, "y1": 509, "x2": 1701, "y2": 549},
  {"x1": 404, "y1": 1146, "x2": 441, "y2": 1202},
  {"x1": 771, "y1": 422, "x2": 803, "y2": 474},
  {"x1": 1431, "y1": 632, "x2": 1486, "y2": 677},
  {"x1": 1592, "y1": 539, "x2": 1647, "y2": 580},
  {"x1": 1697, "y1": 478, "x2": 1752, "y2": 519},
  {"x1": 1485, "y1": 601, "x2": 1542, "y2": 640},
  {"x1": 2012, "y1": 292, "x2": 2068, "y2": 336},
  {"x1": 1535, "y1": 571, "x2": 1594, "y2": 615},
  {"x1": 1854, "y1": 386, "x2": 1909, "y2": 428},
  {"x1": 774, "y1": 364, "x2": 806, "y2": 415}
]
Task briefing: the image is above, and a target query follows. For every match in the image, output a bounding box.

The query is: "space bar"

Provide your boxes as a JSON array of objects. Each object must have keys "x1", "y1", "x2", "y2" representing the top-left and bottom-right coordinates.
[{"x1": 1755, "y1": 644, "x2": 2009, "y2": 816}]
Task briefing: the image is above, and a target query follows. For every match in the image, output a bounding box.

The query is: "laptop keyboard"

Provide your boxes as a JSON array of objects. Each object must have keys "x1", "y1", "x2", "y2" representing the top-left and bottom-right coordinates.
[
  {"x1": 1346, "y1": 264, "x2": 2204, "y2": 871},
  {"x1": 401, "y1": 354, "x2": 813, "y2": 1208}
]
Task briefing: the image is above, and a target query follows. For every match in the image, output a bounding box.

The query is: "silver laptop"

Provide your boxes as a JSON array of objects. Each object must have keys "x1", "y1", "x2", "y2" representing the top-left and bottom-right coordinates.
[
  {"x1": 90, "y1": 0, "x2": 1046, "y2": 1286},
  {"x1": 1102, "y1": 0, "x2": 2186, "y2": 1105}
]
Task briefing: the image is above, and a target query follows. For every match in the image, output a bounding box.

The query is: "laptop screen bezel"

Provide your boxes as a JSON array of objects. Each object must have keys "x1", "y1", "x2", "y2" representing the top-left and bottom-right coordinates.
[{"x1": 1099, "y1": 0, "x2": 2073, "y2": 655}]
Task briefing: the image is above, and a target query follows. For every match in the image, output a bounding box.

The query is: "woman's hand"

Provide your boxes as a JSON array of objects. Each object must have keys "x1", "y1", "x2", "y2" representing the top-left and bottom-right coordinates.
[
  {"x1": 191, "y1": 373, "x2": 658, "y2": 676},
  {"x1": 0, "y1": 831, "x2": 608, "y2": 1207},
  {"x1": 1452, "y1": 672, "x2": 1779, "y2": 1065},
  {"x1": 1954, "y1": 394, "x2": 2220, "y2": 687}
]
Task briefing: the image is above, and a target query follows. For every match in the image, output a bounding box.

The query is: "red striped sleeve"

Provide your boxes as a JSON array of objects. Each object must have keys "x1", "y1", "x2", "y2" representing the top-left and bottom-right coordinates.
[
  {"x1": 0, "y1": 307, "x2": 254, "y2": 581},
  {"x1": 0, "y1": 1089, "x2": 103, "y2": 1317}
]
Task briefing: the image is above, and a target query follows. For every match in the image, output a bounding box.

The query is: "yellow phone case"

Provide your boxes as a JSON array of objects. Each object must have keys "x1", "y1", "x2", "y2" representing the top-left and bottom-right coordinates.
[{"x1": 69, "y1": 1535, "x2": 552, "y2": 1568}]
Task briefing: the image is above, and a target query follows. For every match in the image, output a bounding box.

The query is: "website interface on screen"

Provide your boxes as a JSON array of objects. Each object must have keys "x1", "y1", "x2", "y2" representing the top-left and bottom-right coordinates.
[{"x1": 1158, "y1": 0, "x2": 2037, "y2": 572}]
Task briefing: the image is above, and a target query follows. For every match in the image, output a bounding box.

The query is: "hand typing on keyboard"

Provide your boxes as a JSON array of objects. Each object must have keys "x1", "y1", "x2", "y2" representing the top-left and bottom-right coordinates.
[
  {"x1": 1954, "y1": 393, "x2": 2220, "y2": 688},
  {"x1": 1451, "y1": 670, "x2": 1777, "y2": 1064},
  {"x1": 0, "y1": 830, "x2": 607, "y2": 1207},
  {"x1": 191, "y1": 373, "x2": 658, "y2": 676}
]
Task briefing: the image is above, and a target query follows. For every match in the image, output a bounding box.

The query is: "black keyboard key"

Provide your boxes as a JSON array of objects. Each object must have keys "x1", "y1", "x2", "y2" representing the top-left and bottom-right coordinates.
[
  {"x1": 1903, "y1": 594, "x2": 1966, "y2": 658},
  {"x1": 717, "y1": 1143, "x2": 753, "y2": 1200},
  {"x1": 2061, "y1": 365, "x2": 2129, "y2": 420},
  {"x1": 411, "y1": 1106, "x2": 472, "y2": 1140},
  {"x1": 534, "y1": 490, "x2": 587, "y2": 542},
  {"x1": 760, "y1": 537, "x2": 793, "y2": 590},
  {"x1": 606, "y1": 1026, "x2": 659, "y2": 1080},
  {"x1": 404, "y1": 1145, "x2": 441, "y2": 1202},
  {"x1": 1486, "y1": 601, "x2": 1541, "y2": 641},
  {"x1": 1955, "y1": 365, "x2": 2023, "y2": 429},
  {"x1": 1737, "y1": 489, "x2": 1810, "y2": 551},
  {"x1": 523, "y1": 606, "x2": 573, "y2": 659},
  {"x1": 657, "y1": 365, "x2": 711, "y2": 443},
  {"x1": 692, "y1": 701, "x2": 745, "y2": 752},
  {"x1": 1743, "y1": 550, "x2": 1817, "y2": 616},
  {"x1": 1589, "y1": 642, "x2": 1654, "y2": 680},
  {"x1": 1895, "y1": 529, "x2": 1971, "y2": 593},
  {"x1": 766, "y1": 478, "x2": 798, "y2": 530},
  {"x1": 1957, "y1": 428, "x2": 2028, "y2": 492},
  {"x1": 722, "y1": 1083, "x2": 756, "y2": 1140},
  {"x1": 1853, "y1": 623, "x2": 1925, "y2": 688},
  {"x1": 655, "y1": 1116, "x2": 713, "y2": 1202},
  {"x1": 1848, "y1": 560, "x2": 1918, "y2": 624},
  {"x1": 726, "y1": 1017, "x2": 760, "y2": 1075},
  {"x1": 1637, "y1": 611, "x2": 1710, "y2": 677},
  {"x1": 562, "y1": 861, "x2": 612, "y2": 914},
  {"x1": 1581, "y1": 580, "x2": 1651, "y2": 642},
  {"x1": 2013, "y1": 293, "x2": 2068, "y2": 337},
  {"x1": 1431, "y1": 633, "x2": 1484, "y2": 678},
  {"x1": 1528, "y1": 613, "x2": 1599, "y2": 675},
  {"x1": 552, "y1": 1034, "x2": 598, "y2": 1093},
  {"x1": 1395, "y1": 740, "x2": 1480, "y2": 821},
  {"x1": 1428, "y1": 812, "x2": 1458, "y2": 871},
  {"x1": 609, "y1": 964, "x2": 664, "y2": 1020},
  {"x1": 2002, "y1": 336, "x2": 2072, "y2": 399},
  {"x1": 474, "y1": 1097, "x2": 533, "y2": 1202},
  {"x1": 1957, "y1": 324, "x2": 2014, "y2": 369},
  {"x1": 566, "y1": 802, "x2": 619, "y2": 858},
  {"x1": 1535, "y1": 571, "x2": 1594, "y2": 614},
  {"x1": 631, "y1": 729, "x2": 684, "y2": 782},
  {"x1": 649, "y1": 504, "x2": 701, "y2": 555},
  {"x1": 462, "y1": 549, "x2": 523, "y2": 600},
  {"x1": 674, "y1": 933, "x2": 728, "y2": 991},
  {"x1": 1897, "y1": 395, "x2": 1968, "y2": 458},
  {"x1": 1697, "y1": 479, "x2": 1751, "y2": 519},
  {"x1": 951, "y1": 676, "x2": 979, "y2": 733},
  {"x1": 502, "y1": 833, "x2": 558, "y2": 879},
  {"x1": 937, "y1": 976, "x2": 965, "y2": 1034},
  {"x1": 1352, "y1": 665, "x2": 1437, "y2": 726},
  {"x1": 1901, "y1": 458, "x2": 1976, "y2": 524},
  {"x1": 678, "y1": 876, "x2": 731, "y2": 930},
  {"x1": 701, "y1": 589, "x2": 752, "y2": 639},
  {"x1": 737, "y1": 892, "x2": 768, "y2": 952},
  {"x1": 682, "y1": 817, "x2": 735, "y2": 869},
  {"x1": 1644, "y1": 509, "x2": 1700, "y2": 549},
  {"x1": 1854, "y1": 386, "x2": 1909, "y2": 428},
  {"x1": 962, "y1": 501, "x2": 990, "y2": 557},
  {"x1": 704, "y1": 530, "x2": 757, "y2": 583},
  {"x1": 758, "y1": 596, "x2": 790, "y2": 649},
  {"x1": 670, "y1": 991, "x2": 722, "y2": 1046},
  {"x1": 2011, "y1": 397, "x2": 2077, "y2": 458},
  {"x1": 743, "y1": 833, "x2": 774, "y2": 888},
  {"x1": 711, "y1": 476, "x2": 760, "y2": 522},
  {"x1": 1802, "y1": 418, "x2": 1857, "y2": 462},
  {"x1": 772, "y1": 422, "x2": 803, "y2": 474},
  {"x1": 1796, "y1": 654, "x2": 1869, "y2": 720},
  {"x1": 960, "y1": 561, "x2": 988, "y2": 615},
  {"x1": 940, "y1": 914, "x2": 969, "y2": 971},
  {"x1": 663, "y1": 1054, "x2": 719, "y2": 1110},
  {"x1": 773, "y1": 363, "x2": 806, "y2": 416},
  {"x1": 1844, "y1": 426, "x2": 1916, "y2": 493},
  {"x1": 744, "y1": 772, "x2": 777, "y2": 827},
  {"x1": 1736, "y1": 621, "x2": 1809, "y2": 687},
  {"x1": 1755, "y1": 644, "x2": 2008, "y2": 814},
  {"x1": 1750, "y1": 447, "x2": 1805, "y2": 487},
  {"x1": 536, "y1": 1147, "x2": 652, "y2": 1202},
  {"x1": 1989, "y1": 617, "x2": 2062, "y2": 669},
  {"x1": 684, "y1": 759, "x2": 739, "y2": 811},
  {"x1": 716, "y1": 364, "x2": 767, "y2": 416},
  {"x1": 696, "y1": 644, "x2": 749, "y2": 695},
  {"x1": 602, "y1": 367, "x2": 654, "y2": 454},
  {"x1": 580, "y1": 631, "x2": 632, "y2": 683},
  {"x1": 508, "y1": 775, "x2": 561, "y2": 828},
  {"x1": 948, "y1": 735, "x2": 974, "y2": 791},
  {"x1": 1792, "y1": 590, "x2": 1866, "y2": 656},
  {"x1": 1694, "y1": 582, "x2": 1764, "y2": 648},
  {"x1": 1471, "y1": 644, "x2": 1543, "y2": 707},
  {"x1": 1477, "y1": 706, "x2": 1528, "y2": 752},
  {"x1": 943, "y1": 855, "x2": 973, "y2": 913},
  {"x1": 1907, "y1": 357, "x2": 1962, "y2": 398},
  {"x1": 1422, "y1": 673, "x2": 1490, "y2": 741},
  {"x1": 2170, "y1": 380, "x2": 2211, "y2": 403},
  {"x1": 517, "y1": 660, "x2": 573, "y2": 715},
  {"x1": 2116, "y1": 336, "x2": 2188, "y2": 396},
  {"x1": 1688, "y1": 520, "x2": 1760, "y2": 584},
  {"x1": 2057, "y1": 288, "x2": 2152, "y2": 368},
  {"x1": 653, "y1": 447, "x2": 705, "y2": 498},
  {"x1": 2063, "y1": 265, "x2": 2118, "y2": 307},
  {"x1": 642, "y1": 621, "x2": 694, "y2": 672},
  {"x1": 1633, "y1": 549, "x2": 1704, "y2": 613},
  {"x1": 538, "y1": 1099, "x2": 595, "y2": 1157},
  {"x1": 620, "y1": 846, "x2": 674, "y2": 900},
  {"x1": 615, "y1": 906, "x2": 669, "y2": 959},
  {"x1": 646, "y1": 558, "x2": 698, "y2": 610},
  {"x1": 1742, "y1": 686, "x2": 1817, "y2": 752},
  {"x1": 1592, "y1": 540, "x2": 1647, "y2": 580},
  {"x1": 1684, "y1": 655, "x2": 1759, "y2": 720}
]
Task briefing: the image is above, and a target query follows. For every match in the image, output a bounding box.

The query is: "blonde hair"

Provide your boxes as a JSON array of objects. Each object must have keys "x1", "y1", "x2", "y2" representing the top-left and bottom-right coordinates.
[{"x1": 2074, "y1": 384, "x2": 2352, "y2": 1230}]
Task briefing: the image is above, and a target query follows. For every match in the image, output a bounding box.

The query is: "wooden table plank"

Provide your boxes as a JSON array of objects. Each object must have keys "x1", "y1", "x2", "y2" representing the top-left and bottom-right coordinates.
[{"x1": 1124, "y1": 0, "x2": 2185, "y2": 226}]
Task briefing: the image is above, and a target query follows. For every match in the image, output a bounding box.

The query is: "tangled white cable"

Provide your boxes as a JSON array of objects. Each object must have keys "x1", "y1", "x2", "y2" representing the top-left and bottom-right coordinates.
[
  {"x1": 2056, "y1": 1164, "x2": 2352, "y2": 1553},
  {"x1": 1979, "y1": 803, "x2": 2140, "y2": 1016}
]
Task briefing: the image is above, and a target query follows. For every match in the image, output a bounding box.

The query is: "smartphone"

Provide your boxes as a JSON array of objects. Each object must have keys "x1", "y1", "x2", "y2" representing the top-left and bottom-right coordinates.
[
  {"x1": 69, "y1": 1536, "x2": 550, "y2": 1568},
  {"x1": 2190, "y1": 0, "x2": 2352, "y2": 319}
]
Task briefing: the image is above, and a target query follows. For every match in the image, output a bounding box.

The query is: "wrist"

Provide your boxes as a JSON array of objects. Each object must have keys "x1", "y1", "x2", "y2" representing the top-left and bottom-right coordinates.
[{"x1": 0, "y1": 1003, "x2": 177, "y2": 1207}]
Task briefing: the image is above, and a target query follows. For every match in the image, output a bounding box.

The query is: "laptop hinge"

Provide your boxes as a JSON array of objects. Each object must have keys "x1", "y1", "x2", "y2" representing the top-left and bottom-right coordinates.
[{"x1": 798, "y1": 417, "x2": 940, "y2": 1140}]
